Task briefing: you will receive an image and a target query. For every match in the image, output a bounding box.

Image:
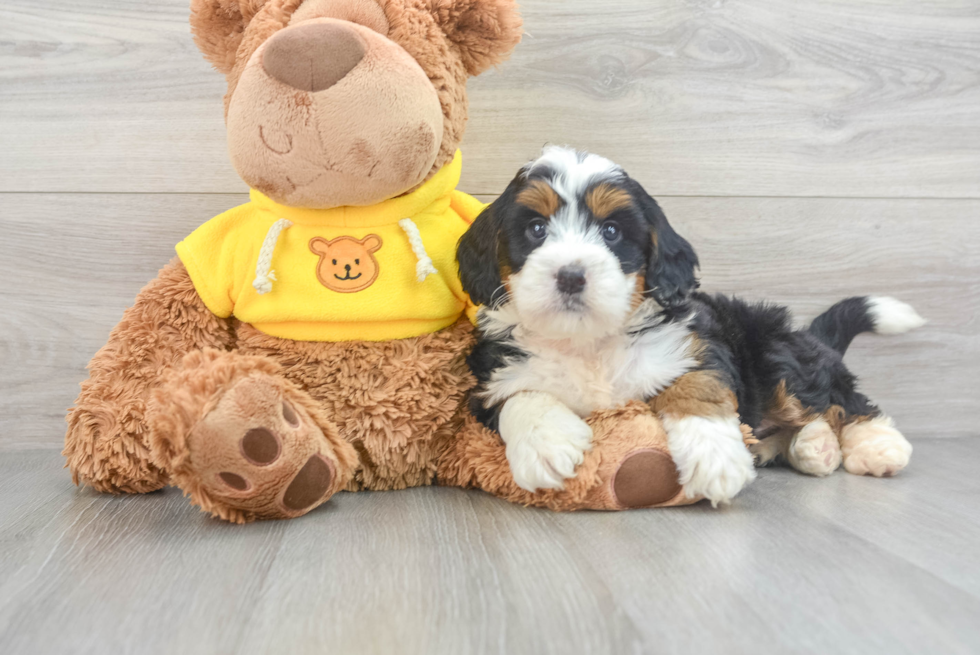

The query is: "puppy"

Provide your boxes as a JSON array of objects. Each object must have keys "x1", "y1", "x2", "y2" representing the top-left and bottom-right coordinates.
[{"x1": 457, "y1": 146, "x2": 924, "y2": 505}]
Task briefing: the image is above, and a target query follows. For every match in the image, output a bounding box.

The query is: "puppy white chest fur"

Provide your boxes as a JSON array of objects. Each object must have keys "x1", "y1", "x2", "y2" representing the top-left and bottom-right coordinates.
[{"x1": 481, "y1": 306, "x2": 698, "y2": 417}]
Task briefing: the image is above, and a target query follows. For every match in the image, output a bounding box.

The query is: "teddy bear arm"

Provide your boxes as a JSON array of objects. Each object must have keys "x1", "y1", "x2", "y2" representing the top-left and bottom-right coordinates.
[{"x1": 63, "y1": 257, "x2": 236, "y2": 493}]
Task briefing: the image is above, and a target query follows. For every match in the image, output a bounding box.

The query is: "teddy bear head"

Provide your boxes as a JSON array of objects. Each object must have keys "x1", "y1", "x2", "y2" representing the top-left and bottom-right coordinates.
[{"x1": 190, "y1": 0, "x2": 522, "y2": 209}]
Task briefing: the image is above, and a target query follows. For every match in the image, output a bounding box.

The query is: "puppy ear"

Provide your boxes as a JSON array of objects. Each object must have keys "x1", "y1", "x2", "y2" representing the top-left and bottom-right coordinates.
[
  {"x1": 626, "y1": 179, "x2": 700, "y2": 308},
  {"x1": 457, "y1": 184, "x2": 519, "y2": 307},
  {"x1": 427, "y1": 0, "x2": 523, "y2": 77}
]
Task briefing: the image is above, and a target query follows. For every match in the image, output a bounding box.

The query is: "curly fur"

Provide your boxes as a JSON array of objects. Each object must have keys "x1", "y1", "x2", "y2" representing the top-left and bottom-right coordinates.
[
  {"x1": 64, "y1": 259, "x2": 235, "y2": 493},
  {"x1": 236, "y1": 319, "x2": 477, "y2": 490},
  {"x1": 425, "y1": 0, "x2": 524, "y2": 76}
]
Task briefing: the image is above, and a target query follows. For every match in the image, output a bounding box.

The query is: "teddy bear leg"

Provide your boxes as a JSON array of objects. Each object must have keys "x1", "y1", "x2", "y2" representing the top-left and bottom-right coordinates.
[
  {"x1": 64, "y1": 258, "x2": 235, "y2": 494},
  {"x1": 438, "y1": 402, "x2": 699, "y2": 511},
  {"x1": 148, "y1": 349, "x2": 359, "y2": 523}
]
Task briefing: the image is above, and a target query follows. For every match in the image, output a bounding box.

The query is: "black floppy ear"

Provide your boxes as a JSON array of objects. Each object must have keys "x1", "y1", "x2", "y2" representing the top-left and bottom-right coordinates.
[
  {"x1": 626, "y1": 178, "x2": 700, "y2": 308},
  {"x1": 457, "y1": 182, "x2": 516, "y2": 307}
]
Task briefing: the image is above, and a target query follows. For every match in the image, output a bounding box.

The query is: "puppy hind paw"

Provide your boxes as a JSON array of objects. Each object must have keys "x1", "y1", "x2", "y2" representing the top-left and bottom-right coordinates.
[
  {"x1": 787, "y1": 419, "x2": 842, "y2": 477},
  {"x1": 841, "y1": 417, "x2": 912, "y2": 477}
]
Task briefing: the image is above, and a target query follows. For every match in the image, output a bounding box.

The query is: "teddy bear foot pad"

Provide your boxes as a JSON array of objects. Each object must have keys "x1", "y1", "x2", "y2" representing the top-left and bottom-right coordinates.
[
  {"x1": 187, "y1": 374, "x2": 340, "y2": 519},
  {"x1": 147, "y1": 348, "x2": 353, "y2": 525},
  {"x1": 612, "y1": 448, "x2": 683, "y2": 508}
]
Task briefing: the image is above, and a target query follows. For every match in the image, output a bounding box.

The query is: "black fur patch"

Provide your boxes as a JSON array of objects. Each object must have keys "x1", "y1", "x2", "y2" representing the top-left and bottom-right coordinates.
[
  {"x1": 689, "y1": 293, "x2": 880, "y2": 428},
  {"x1": 621, "y1": 178, "x2": 700, "y2": 309},
  {"x1": 808, "y1": 296, "x2": 876, "y2": 354},
  {"x1": 465, "y1": 324, "x2": 527, "y2": 431}
]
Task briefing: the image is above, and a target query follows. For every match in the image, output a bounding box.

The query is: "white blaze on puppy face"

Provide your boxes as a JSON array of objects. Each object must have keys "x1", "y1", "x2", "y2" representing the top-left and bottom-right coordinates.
[
  {"x1": 509, "y1": 215, "x2": 634, "y2": 340},
  {"x1": 508, "y1": 147, "x2": 636, "y2": 340}
]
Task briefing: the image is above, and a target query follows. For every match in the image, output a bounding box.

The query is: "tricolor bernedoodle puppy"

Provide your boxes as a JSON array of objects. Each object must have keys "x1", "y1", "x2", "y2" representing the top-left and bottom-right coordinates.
[{"x1": 457, "y1": 146, "x2": 925, "y2": 506}]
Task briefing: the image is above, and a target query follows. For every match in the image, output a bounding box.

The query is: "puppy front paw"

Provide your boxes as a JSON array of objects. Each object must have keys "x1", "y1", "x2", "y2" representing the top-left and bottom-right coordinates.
[
  {"x1": 663, "y1": 415, "x2": 757, "y2": 507},
  {"x1": 499, "y1": 393, "x2": 594, "y2": 492}
]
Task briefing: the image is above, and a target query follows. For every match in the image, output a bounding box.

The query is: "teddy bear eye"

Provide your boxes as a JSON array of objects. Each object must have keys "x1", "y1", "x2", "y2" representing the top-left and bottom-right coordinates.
[
  {"x1": 355, "y1": 259, "x2": 360, "y2": 265},
  {"x1": 332, "y1": 259, "x2": 337, "y2": 265}
]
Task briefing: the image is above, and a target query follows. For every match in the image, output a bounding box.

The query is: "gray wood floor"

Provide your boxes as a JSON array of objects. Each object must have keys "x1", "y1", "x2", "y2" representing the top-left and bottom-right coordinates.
[
  {"x1": 1, "y1": 440, "x2": 979, "y2": 655},
  {"x1": 2, "y1": 0, "x2": 979, "y2": 653}
]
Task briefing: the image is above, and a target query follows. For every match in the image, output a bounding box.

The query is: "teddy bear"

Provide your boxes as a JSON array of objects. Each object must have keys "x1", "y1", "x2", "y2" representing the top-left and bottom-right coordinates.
[{"x1": 63, "y1": 0, "x2": 699, "y2": 523}]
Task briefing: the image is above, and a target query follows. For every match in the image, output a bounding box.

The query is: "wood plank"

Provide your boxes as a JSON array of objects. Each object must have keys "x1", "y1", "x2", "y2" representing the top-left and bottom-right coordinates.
[
  {"x1": 1, "y1": 443, "x2": 979, "y2": 654},
  {"x1": 1, "y1": 192, "x2": 975, "y2": 451},
  {"x1": 549, "y1": 447, "x2": 980, "y2": 654},
  {"x1": 2, "y1": 0, "x2": 979, "y2": 197},
  {"x1": 753, "y1": 437, "x2": 980, "y2": 599},
  {"x1": 0, "y1": 450, "x2": 290, "y2": 654},
  {"x1": 0, "y1": 0, "x2": 234, "y2": 193},
  {"x1": 0, "y1": 193, "x2": 242, "y2": 452}
]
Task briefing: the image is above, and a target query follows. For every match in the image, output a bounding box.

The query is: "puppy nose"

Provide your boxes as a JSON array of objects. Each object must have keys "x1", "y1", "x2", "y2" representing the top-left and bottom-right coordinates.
[
  {"x1": 262, "y1": 22, "x2": 365, "y2": 92},
  {"x1": 345, "y1": 264, "x2": 351, "y2": 270},
  {"x1": 556, "y1": 265, "x2": 587, "y2": 295}
]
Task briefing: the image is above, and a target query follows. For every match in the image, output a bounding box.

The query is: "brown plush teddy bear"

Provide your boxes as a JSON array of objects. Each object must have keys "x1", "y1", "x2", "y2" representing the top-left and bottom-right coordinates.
[{"x1": 64, "y1": 0, "x2": 697, "y2": 523}]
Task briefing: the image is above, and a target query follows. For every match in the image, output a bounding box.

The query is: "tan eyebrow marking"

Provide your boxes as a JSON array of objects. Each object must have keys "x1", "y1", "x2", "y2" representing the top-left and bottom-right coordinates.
[
  {"x1": 517, "y1": 179, "x2": 562, "y2": 217},
  {"x1": 586, "y1": 183, "x2": 633, "y2": 219}
]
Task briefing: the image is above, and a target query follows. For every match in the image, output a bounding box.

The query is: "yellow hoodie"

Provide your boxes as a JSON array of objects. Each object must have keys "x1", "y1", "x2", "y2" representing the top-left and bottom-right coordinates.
[{"x1": 175, "y1": 152, "x2": 484, "y2": 342}]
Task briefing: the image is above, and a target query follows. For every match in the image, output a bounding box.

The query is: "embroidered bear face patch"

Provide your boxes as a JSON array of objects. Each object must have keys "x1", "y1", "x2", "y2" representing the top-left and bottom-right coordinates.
[{"x1": 309, "y1": 235, "x2": 382, "y2": 293}]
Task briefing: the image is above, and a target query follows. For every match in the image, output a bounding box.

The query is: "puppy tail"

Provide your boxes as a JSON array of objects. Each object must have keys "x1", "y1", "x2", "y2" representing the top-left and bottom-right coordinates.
[{"x1": 808, "y1": 296, "x2": 925, "y2": 355}]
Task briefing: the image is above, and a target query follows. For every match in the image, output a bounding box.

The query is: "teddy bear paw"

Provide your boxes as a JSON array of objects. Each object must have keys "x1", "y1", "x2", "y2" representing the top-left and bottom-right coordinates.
[{"x1": 178, "y1": 374, "x2": 343, "y2": 522}]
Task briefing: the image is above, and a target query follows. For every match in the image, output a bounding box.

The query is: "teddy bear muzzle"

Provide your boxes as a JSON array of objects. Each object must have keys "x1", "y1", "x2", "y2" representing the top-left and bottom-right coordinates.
[{"x1": 226, "y1": 16, "x2": 444, "y2": 209}]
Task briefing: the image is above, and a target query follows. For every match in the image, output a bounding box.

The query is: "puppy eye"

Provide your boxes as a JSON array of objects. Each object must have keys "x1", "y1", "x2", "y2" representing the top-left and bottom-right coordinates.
[
  {"x1": 601, "y1": 221, "x2": 622, "y2": 244},
  {"x1": 332, "y1": 259, "x2": 338, "y2": 265},
  {"x1": 526, "y1": 219, "x2": 548, "y2": 242},
  {"x1": 355, "y1": 259, "x2": 360, "y2": 265}
]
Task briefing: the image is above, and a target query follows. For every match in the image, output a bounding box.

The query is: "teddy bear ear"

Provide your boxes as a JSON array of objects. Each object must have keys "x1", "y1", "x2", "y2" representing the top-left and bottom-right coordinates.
[
  {"x1": 427, "y1": 0, "x2": 523, "y2": 77},
  {"x1": 309, "y1": 237, "x2": 330, "y2": 254},
  {"x1": 361, "y1": 235, "x2": 383, "y2": 252},
  {"x1": 190, "y1": 0, "x2": 262, "y2": 75}
]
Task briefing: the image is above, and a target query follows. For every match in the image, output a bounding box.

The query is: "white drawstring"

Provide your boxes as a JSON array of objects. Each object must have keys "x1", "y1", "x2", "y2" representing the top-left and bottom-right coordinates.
[
  {"x1": 398, "y1": 218, "x2": 438, "y2": 282},
  {"x1": 253, "y1": 218, "x2": 292, "y2": 294}
]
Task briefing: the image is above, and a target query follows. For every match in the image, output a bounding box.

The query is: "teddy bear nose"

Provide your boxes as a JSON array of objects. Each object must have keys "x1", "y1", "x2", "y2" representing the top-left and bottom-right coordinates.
[{"x1": 262, "y1": 22, "x2": 365, "y2": 93}]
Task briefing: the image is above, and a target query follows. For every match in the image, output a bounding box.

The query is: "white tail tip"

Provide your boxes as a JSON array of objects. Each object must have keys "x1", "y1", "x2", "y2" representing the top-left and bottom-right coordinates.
[{"x1": 867, "y1": 296, "x2": 926, "y2": 335}]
